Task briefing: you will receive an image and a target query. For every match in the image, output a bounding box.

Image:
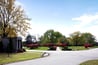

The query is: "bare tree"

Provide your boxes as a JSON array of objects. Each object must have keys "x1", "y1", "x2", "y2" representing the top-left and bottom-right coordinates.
[{"x1": 0, "y1": 0, "x2": 30, "y2": 38}]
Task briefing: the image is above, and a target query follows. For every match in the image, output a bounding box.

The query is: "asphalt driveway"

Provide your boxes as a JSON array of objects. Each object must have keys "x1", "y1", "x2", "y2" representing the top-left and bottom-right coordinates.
[{"x1": 6, "y1": 48, "x2": 98, "y2": 65}]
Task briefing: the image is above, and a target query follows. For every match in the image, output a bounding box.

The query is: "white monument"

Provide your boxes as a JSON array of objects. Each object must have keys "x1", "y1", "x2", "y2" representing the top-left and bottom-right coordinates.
[{"x1": 56, "y1": 47, "x2": 62, "y2": 51}]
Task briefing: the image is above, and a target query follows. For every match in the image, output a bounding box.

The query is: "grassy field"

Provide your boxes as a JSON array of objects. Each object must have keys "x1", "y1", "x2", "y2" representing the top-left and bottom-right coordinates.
[
  {"x1": 24, "y1": 47, "x2": 49, "y2": 50},
  {"x1": 0, "y1": 52, "x2": 42, "y2": 65},
  {"x1": 69, "y1": 46, "x2": 88, "y2": 51},
  {"x1": 32, "y1": 47, "x2": 49, "y2": 50},
  {"x1": 65, "y1": 46, "x2": 98, "y2": 51},
  {"x1": 80, "y1": 60, "x2": 98, "y2": 65},
  {"x1": 27, "y1": 46, "x2": 98, "y2": 51}
]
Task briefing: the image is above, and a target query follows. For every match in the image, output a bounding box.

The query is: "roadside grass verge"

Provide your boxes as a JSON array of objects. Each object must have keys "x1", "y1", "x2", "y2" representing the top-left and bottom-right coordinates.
[
  {"x1": 80, "y1": 60, "x2": 98, "y2": 65},
  {"x1": 24, "y1": 47, "x2": 49, "y2": 50},
  {"x1": 69, "y1": 46, "x2": 88, "y2": 51},
  {"x1": 0, "y1": 51, "x2": 42, "y2": 65},
  {"x1": 32, "y1": 47, "x2": 49, "y2": 50},
  {"x1": 63, "y1": 46, "x2": 98, "y2": 51},
  {"x1": 24, "y1": 46, "x2": 98, "y2": 51}
]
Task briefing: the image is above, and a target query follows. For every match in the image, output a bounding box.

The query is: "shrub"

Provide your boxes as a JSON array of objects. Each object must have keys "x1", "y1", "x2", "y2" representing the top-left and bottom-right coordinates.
[{"x1": 84, "y1": 43, "x2": 93, "y2": 48}]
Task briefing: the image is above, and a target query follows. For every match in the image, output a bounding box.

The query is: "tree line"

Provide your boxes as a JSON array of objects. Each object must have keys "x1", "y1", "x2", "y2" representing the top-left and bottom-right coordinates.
[{"x1": 37, "y1": 29, "x2": 97, "y2": 46}]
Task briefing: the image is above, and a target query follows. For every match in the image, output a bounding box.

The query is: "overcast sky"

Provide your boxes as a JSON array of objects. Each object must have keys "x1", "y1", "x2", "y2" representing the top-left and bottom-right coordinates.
[{"x1": 16, "y1": 0, "x2": 98, "y2": 41}]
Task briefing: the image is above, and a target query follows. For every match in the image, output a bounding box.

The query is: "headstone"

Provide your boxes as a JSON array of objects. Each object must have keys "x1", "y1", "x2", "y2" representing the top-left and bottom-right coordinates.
[
  {"x1": 56, "y1": 47, "x2": 62, "y2": 51},
  {"x1": 2, "y1": 37, "x2": 9, "y2": 52}
]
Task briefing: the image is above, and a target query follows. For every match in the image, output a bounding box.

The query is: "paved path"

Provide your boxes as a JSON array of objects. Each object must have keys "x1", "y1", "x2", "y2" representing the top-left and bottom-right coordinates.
[
  {"x1": 6, "y1": 48, "x2": 98, "y2": 65},
  {"x1": 56, "y1": 47, "x2": 62, "y2": 51}
]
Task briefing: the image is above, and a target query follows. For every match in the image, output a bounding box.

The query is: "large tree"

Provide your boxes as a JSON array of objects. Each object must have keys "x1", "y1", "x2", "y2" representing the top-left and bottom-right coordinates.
[
  {"x1": 70, "y1": 31, "x2": 81, "y2": 46},
  {"x1": 80, "y1": 32, "x2": 96, "y2": 45},
  {"x1": 25, "y1": 34, "x2": 37, "y2": 44},
  {"x1": 0, "y1": 0, "x2": 30, "y2": 38},
  {"x1": 40, "y1": 29, "x2": 65, "y2": 44},
  {"x1": 69, "y1": 31, "x2": 96, "y2": 46}
]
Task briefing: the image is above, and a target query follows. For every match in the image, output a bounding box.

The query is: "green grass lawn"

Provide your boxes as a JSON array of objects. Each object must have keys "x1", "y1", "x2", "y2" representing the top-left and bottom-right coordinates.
[
  {"x1": 33, "y1": 47, "x2": 49, "y2": 50},
  {"x1": 80, "y1": 60, "x2": 98, "y2": 65},
  {"x1": 24, "y1": 46, "x2": 98, "y2": 51},
  {"x1": 27, "y1": 46, "x2": 88, "y2": 51},
  {"x1": 0, "y1": 52, "x2": 42, "y2": 65},
  {"x1": 69, "y1": 46, "x2": 98, "y2": 51},
  {"x1": 68, "y1": 46, "x2": 88, "y2": 51},
  {"x1": 24, "y1": 47, "x2": 49, "y2": 50}
]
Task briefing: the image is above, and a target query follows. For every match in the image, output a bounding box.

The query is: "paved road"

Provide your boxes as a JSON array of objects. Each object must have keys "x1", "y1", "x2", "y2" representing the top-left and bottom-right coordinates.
[{"x1": 6, "y1": 48, "x2": 98, "y2": 65}]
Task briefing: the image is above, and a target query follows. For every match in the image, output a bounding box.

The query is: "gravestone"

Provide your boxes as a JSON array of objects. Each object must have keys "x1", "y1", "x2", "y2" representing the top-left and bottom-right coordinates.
[
  {"x1": 2, "y1": 37, "x2": 9, "y2": 52},
  {"x1": 1, "y1": 37, "x2": 23, "y2": 53},
  {"x1": 56, "y1": 47, "x2": 62, "y2": 51},
  {"x1": 11, "y1": 37, "x2": 22, "y2": 52}
]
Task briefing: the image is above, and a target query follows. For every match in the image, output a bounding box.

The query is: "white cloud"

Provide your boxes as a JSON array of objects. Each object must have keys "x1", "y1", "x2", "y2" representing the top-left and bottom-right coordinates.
[
  {"x1": 72, "y1": 13, "x2": 98, "y2": 41},
  {"x1": 72, "y1": 14, "x2": 98, "y2": 28}
]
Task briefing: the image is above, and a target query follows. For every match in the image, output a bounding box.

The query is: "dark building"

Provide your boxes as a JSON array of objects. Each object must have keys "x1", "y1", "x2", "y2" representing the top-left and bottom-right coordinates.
[{"x1": 0, "y1": 37, "x2": 23, "y2": 53}]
